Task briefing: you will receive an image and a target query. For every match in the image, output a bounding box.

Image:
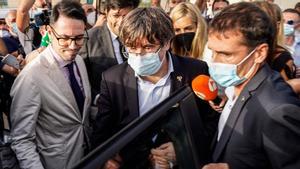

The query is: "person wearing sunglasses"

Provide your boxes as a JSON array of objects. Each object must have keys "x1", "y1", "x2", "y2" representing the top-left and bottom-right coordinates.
[
  {"x1": 10, "y1": 2, "x2": 92, "y2": 169},
  {"x1": 283, "y1": 8, "x2": 300, "y2": 69}
]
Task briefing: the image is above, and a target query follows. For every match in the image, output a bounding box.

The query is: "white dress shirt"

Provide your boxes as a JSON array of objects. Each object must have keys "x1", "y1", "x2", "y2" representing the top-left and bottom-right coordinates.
[
  {"x1": 217, "y1": 86, "x2": 237, "y2": 141},
  {"x1": 137, "y1": 53, "x2": 174, "y2": 116},
  {"x1": 107, "y1": 23, "x2": 125, "y2": 64}
]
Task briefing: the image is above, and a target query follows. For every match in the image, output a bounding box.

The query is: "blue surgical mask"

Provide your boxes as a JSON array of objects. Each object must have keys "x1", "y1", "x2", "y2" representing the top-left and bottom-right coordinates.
[
  {"x1": 284, "y1": 23, "x2": 295, "y2": 36},
  {"x1": 127, "y1": 48, "x2": 164, "y2": 76},
  {"x1": 209, "y1": 48, "x2": 257, "y2": 87},
  {"x1": 295, "y1": 30, "x2": 300, "y2": 42},
  {"x1": 10, "y1": 22, "x2": 18, "y2": 37}
]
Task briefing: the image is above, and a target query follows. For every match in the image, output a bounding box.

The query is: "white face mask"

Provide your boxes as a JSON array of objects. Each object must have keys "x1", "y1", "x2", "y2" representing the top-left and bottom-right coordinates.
[
  {"x1": 295, "y1": 30, "x2": 300, "y2": 42},
  {"x1": 209, "y1": 48, "x2": 257, "y2": 87},
  {"x1": 0, "y1": 30, "x2": 11, "y2": 37},
  {"x1": 127, "y1": 48, "x2": 165, "y2": 76},
  {"x1": 87, "y1": 11, "x2": 96, "y2": 26}
]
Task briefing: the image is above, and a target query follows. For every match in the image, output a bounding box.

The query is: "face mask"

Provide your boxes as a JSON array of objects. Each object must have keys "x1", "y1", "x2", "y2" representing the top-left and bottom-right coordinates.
[
  {"x1": 10, "y1": 22, "x2": 18, "y2": 37},
  {"x1": 284, "y1": 23, "x2": 295, "y2": 36},
  {"x1": 295, "y1": 30, "x2": 300, "y2": 42},
  {"x1": 209, "y1": 48, "x2": 257, "y2": 87},
  {"x1": 0, "y1": 30, "x2": 11, "y2": 37},
  {"x1": 128, "y1": 48, "x2": 164, "y2": 76},
  {"x1": 173, "y1": 32, "x2": 195, "y2": 55},
  {"x1": 87, "y1": 11, "x2": 96, "y2": 26}
]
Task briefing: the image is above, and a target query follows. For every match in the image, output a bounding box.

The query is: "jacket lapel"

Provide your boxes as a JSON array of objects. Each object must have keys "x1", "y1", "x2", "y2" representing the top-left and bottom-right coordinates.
[
  {"x1": 75, "y1": 55, "x2": 91, "y2": 121},
  {"x1": 103, "y1": 24, "x2": 118, "y2": 62},
  {"x1": 170, "y1": 53, "x2": 186, "y2": 93},
  {"x1": 42, "y1": 47, "x2": 81, "y2": 121},
  {"x1": 124, "y1": 64, "x2": 140, "y2": 119},
  {"x1": 212, "y1": 65, "x2": 270, "y2": 161}
]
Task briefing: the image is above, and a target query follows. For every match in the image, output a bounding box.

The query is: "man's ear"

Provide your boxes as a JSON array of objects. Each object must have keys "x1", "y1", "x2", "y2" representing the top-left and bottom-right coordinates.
[{"x1": 254, "y1": 43, "x2": 269, "y2": 64}]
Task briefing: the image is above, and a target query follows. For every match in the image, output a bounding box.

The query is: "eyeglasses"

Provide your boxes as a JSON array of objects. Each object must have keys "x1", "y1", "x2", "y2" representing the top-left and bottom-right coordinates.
[
  {"x1": 50, "y1": 26, "x2": 89, "y2": 46},
  {"x1": 122, "y1": 46, "x2": 161, "y2": 58}
]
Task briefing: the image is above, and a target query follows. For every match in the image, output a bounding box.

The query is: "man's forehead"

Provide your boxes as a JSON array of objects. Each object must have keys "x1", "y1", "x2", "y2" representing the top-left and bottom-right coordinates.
[
  {"x1": 125, "y1": 37, "x2": 160, "y2": 47},
  {"x1": 208, "y1": 30, "x2": 245, "y2": 49}
]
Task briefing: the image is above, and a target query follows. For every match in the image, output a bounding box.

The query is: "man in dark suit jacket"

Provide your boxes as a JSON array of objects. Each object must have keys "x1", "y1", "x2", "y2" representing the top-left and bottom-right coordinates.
[
  {"x1": 203, "y1": 2, "x2": 300, "y2": 169},
  {"x1": 94, "y1": 7, "x2": 218, "y2": 169},
  {"x1": 79, "y1": 0, "x2": 140, "y2": 101}
]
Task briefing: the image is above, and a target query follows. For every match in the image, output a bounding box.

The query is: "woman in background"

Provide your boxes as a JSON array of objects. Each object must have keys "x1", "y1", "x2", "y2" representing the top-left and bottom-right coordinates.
[
  {"x1": 170, "y1": 2, "x2": 207, "y2": 60},
  {"x1": 254, "y1": 1, "x2": 296, "y2": 81}
]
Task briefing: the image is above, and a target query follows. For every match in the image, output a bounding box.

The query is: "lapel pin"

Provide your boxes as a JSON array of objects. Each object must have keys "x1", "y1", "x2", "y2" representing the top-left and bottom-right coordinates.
[{"x1": 177, "y1": 76, "x2": 182, "y2": 82}]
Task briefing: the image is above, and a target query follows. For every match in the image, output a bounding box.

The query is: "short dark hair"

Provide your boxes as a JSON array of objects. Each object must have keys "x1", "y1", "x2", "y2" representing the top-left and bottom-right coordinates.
[
  {"x1": 119, "y1": 7, "x2": 174, "y2": 47},
  {"x1": 209, "y1": 2, "x2": 275, "y2": 53},
  {"x1": 50, "y1": 1, "x2": 87, "y2": 25},
  {"x1": 212, "y1": 0, "x2": 229, "y2": 10},
  {"x1": 295, "y1": 2, "x2": 300, "y2": 9},
  {"x1": 283, "y1": 8, "x2": 300, "y2": 17},
  {"x1": 105, "y1": 0, "x2": 140, "y2": 12}
]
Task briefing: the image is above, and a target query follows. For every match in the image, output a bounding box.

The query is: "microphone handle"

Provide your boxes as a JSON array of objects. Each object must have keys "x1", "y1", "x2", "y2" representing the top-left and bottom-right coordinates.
[{"x1": 213, "y1": 96, "x2": 222, "y2": 105}]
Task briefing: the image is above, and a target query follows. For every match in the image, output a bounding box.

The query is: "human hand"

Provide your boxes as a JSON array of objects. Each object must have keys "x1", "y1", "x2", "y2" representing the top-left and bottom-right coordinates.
[
  {"x1": 93, "y1": 14, "x2": 106, "y2": 28},
  {"x1": 17, "y1": 54, "x2": 25, "y2": 70},
  {"x1": 1, "y1": 64, "x2": 19, "y2": 76},
  {"x1": 150, "y1": 142, "x2": 176, "y2": 169},
  {"x1": 209, "y1": 95, "x2": 227, "y2": 113},
  {"x1": 202, "y1": 163, "x2": 229, "y2": 169},
  {"x1": 102, "y1": 154, "x2": 122, "y2": 169}
]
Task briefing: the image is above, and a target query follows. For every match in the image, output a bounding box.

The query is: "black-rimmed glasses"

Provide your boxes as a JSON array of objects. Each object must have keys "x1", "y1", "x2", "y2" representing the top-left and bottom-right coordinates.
[{"x1": 50, "y1": 26, "x2": 89, "y2": 46}]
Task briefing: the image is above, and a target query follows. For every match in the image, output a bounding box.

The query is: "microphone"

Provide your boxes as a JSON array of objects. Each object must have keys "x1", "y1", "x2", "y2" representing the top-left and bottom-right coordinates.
[{"x1": 192, "y1": 75, "x2": 220, "y2": 103}]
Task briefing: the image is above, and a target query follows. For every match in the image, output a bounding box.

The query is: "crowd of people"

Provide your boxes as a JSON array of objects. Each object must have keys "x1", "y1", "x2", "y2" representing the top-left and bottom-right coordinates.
[{"x1": 0, "y1": 0, "x2": 300, "y2": 169}]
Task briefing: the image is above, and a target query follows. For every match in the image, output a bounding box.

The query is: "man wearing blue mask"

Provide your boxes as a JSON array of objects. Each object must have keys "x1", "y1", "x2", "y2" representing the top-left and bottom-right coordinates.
[
  {"x1": 94, "y1": 7, "x2": 218, "y2": 169},
  {"x1": 283, "y1": 8, "x2": 300, "y2": 74},
  {"x1": 202, "y1": 2, "x2": 300, "y2": 169}
]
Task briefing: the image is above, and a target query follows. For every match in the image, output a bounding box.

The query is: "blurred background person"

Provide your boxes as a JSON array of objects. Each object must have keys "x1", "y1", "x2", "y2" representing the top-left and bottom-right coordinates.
[
  {"x1": 79, "y1": 0, "x2": 140, "y2": 120},
  {"x1": 151, "y1": 0, "x2": 161, "y2": 8},
  {"x1": 211, "y1": 0, "x2": 229, "y2": 17},
  {"x1": 164, "y1": 0, "x2": 186, "y2": 14},
  {"x1": 295, "y1": 2, "x2": 300, "y2": 13},
  {"x1": 282, "y1": 8, "x2": 300, "y2": 69},
  {"x1": 3, "y1": 10, "x2": 21, "y2": 56},
  {"x1": 195, "y1": 0, "x2": 208, "y2": 18},
  {"x1": 82, "y1": 3, "x2": 96, "y2": 29},
  {"x1": 15, "y1": 0, "x2": 50, "y2": 55},
  {"x1": 254, "y1": 1, "x2": 296, "y2": 81},
  {"x1": 170, "y1": 2, "x2": 207, "y2": 60}
]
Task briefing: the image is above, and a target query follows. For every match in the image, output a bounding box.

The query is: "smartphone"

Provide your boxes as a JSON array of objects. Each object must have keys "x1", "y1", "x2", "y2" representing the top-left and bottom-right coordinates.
[{"x1": 1, "y1": 54, "x2": 20, "y2": 70}]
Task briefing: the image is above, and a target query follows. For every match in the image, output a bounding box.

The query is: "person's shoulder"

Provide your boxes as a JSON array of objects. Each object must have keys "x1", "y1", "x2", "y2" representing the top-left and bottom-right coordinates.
[
  {"x1": 174, "y1": 54, "x2": 207, "y2": 66},
  {"x1": 88, "y1": 24, "x2": 107, "y2": 35},
  {"x1": 172, "y1": 54, "x2": 208, "y2": 75},
  {"x1": 102, "y1": 62, "x2": 129, "y2": 78}
]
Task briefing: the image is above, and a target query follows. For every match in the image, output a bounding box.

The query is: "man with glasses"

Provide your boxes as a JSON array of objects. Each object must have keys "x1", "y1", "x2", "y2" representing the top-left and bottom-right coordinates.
[
  {"x1": 79, "y1": 0, "x2": 140, "y2": 107},
  {"x1": 10, "y1": 1, "x2": 91, "y2": 169},
  {"x1": 94, "y1": 7, "x2": 218, "y2": 169},
  {"x1": 202, "y1": 2, "x2": 300, "y2": 169},
  {"x1": 283, "y1": 8, "x2": 300, "y2": 76}
]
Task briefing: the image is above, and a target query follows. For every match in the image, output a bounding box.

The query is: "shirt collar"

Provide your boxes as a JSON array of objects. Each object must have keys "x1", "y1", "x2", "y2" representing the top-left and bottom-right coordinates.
[
  {"x1": 107, "y1": 23, "x2": 118, "y2": 40},
  {"x1": 224, "y1": 86, "x2": 236, "y2": 102}
]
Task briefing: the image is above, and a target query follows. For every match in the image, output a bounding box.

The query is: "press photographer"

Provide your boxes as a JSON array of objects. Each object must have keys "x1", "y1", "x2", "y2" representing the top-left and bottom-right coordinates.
[{"x1": 15, "y1": 0, "x2": 51, "y2": 57}]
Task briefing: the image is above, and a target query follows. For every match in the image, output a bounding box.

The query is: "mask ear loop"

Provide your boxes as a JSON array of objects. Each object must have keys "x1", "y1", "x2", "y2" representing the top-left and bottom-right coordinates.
[
  {"x1": 236, "y1": 47, "x2": 257, "y2": 66},
  {"x1": 237, "y1": 47, "x2": 257, "y2": 79}
]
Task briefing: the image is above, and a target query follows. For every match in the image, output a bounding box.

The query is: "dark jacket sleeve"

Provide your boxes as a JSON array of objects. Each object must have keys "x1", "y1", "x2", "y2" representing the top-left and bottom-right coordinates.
[{"x1": 92, "y1": 73, "x2": 116, "y2": 148}]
